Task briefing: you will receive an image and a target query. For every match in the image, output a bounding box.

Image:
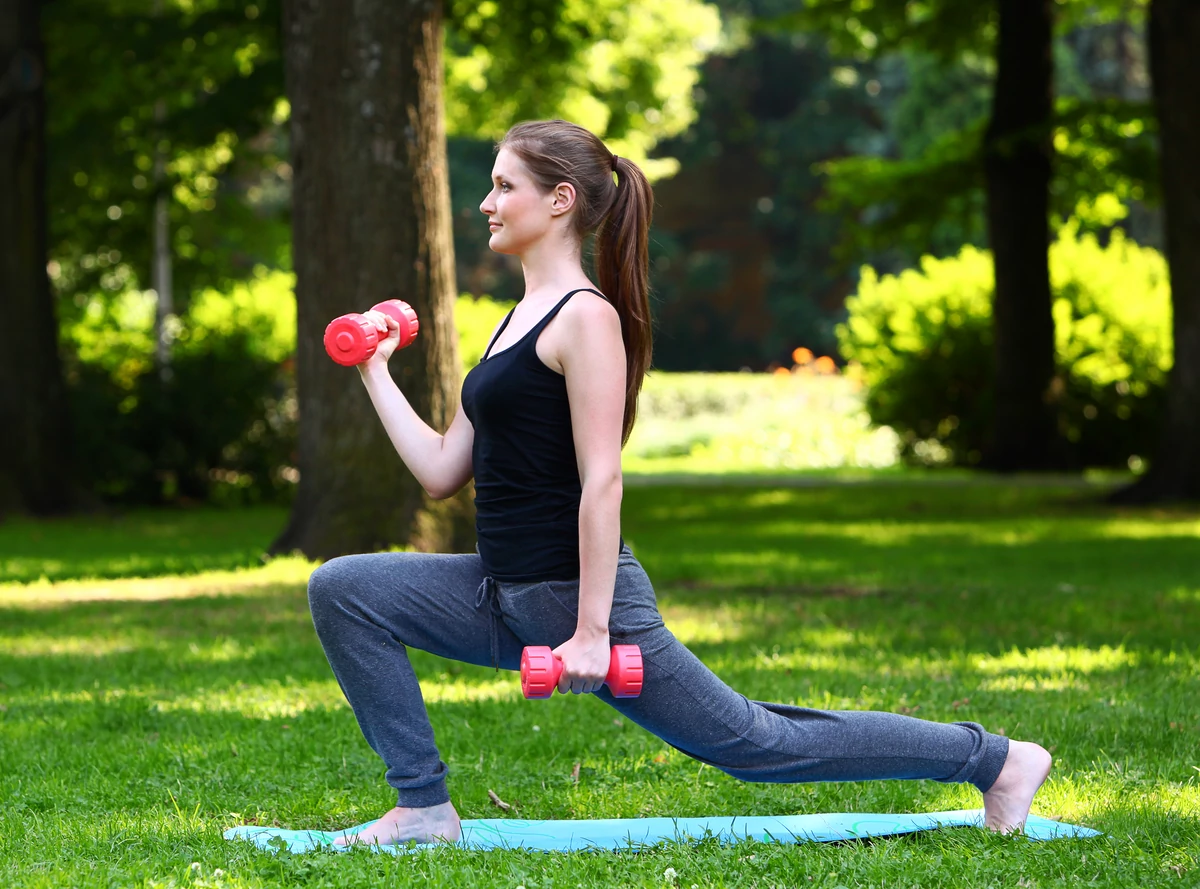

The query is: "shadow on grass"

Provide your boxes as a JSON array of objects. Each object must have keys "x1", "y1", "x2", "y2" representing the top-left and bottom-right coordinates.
[{"x1": 0, "y1": 506, "x2": 289, "y2": 584}]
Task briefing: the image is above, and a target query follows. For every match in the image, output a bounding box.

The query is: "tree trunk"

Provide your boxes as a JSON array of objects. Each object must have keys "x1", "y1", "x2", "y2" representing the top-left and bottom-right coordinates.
[
  {"x1": 983, "y1": 0, "x2": 1061, "y2": 471},
  {"x1": 272, "y1": 0, "x2": 474, "y2": 559},
  {"x1": 1113, "y1": 0, "x2": 1200, "y2": 503},
  {"x1": 153, "y1": 96, "x2": 174, "y2": 380},
  {"x1": 0, "y1": 0, "x2": 73, "y2": 516}
]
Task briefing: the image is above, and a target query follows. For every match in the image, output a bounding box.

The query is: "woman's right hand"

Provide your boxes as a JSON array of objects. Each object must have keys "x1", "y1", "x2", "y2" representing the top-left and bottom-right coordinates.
[{"x1": 360, "y1": 309, "x2": 401, "y2": 366}]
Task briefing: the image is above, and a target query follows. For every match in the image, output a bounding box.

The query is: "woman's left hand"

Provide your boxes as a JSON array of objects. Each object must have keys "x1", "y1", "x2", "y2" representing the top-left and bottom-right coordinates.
[{"x1": 551, "y1": 629, "x2": 612, "y2": 695}]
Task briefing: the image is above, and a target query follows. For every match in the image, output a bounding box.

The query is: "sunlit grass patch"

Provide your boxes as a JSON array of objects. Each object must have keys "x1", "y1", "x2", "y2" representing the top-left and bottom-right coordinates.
[
  {"x1": 975, "y1": 644, "x2": 1139, "y2": 677},
  {"x1": 0, "y1": 553, "x2": 314, "y2": 604}
]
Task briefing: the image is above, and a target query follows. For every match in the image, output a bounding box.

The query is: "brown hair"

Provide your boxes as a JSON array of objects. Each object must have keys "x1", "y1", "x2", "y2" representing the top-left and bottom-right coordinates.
[{"x1": 498, "y1": 120, "x2": 653, "y2": 447}]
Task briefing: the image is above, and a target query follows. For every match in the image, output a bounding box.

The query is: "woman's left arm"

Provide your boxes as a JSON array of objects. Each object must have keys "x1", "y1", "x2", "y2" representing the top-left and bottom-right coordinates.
[{"x1": 553, "y1": 294, "x2": 627, "y2": 694}]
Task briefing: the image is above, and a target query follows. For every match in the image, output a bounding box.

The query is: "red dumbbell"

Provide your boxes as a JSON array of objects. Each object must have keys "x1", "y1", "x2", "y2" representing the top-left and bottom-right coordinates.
[
  {"x1": 520, "y1": 644, "x2": 643, "y2": 699},
  {"x1": 323, "y1": 299, "x2": 420, "y2": 366}
]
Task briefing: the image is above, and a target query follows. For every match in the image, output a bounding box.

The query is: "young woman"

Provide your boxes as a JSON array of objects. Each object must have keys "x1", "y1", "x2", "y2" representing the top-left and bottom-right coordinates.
[{"x1": 307, "y1": 119, "x2": 1052, "y2": 847}]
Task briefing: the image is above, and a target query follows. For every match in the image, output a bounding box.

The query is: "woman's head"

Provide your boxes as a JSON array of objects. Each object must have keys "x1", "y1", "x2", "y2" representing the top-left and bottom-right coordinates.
[{"x1": 488, "y1": 119, "x2": 655, "y2": 445}]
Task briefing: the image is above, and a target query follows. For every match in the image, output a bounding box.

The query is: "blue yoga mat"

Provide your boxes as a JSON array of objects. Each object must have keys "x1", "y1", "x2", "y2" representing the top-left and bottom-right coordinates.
[{"x1": 224, "y1": 809, "x2": 1100, "y2": 854}]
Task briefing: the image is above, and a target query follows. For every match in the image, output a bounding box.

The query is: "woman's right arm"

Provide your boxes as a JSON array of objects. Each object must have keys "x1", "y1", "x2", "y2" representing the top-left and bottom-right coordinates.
[{"x1": 355, "y1": 311, "x2": 476, "y2": 500}]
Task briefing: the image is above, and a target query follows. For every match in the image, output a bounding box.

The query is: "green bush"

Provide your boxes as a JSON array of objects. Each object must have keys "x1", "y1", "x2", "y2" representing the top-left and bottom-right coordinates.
[
  {"x1": 837, "y1": 227, "x2": 1172, "y2": 468},
  {"x1": 64, "y1": 270, "x2": 299, "y2": 505},
  {"x1": 64, "y1": 285, "x2": 518, "y2": 505}
]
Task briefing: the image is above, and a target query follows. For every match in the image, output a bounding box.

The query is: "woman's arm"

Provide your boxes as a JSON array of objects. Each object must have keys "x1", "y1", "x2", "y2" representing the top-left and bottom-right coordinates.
[
  {"x1": 356, "y1": 311, "x2": 475, "y2": 500},
  {"x1": 552, "y1": 293, "x2": 628, "y2": 694}
]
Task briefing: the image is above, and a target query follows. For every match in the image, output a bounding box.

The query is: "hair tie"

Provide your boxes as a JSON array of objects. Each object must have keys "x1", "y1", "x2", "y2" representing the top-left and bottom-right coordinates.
[{"x1": 611, "y1": 154, "x2": 620, "y2": 173}]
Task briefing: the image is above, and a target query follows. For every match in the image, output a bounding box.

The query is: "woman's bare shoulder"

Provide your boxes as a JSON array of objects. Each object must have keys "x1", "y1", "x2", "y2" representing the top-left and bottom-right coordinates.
[{"x1": 539, "y1": 288, "x2": 622, "y2": 374}]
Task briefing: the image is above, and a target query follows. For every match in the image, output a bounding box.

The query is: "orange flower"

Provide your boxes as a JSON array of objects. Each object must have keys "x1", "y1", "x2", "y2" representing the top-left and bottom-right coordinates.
[
  {"x1": 814, "y1": 355, "x2": 837, "y2": 374},
  {"x1": 773, "y1": 366, "x2": 791, "y2": 377},
  {"x1": 792, "y1": 347, "x2": 813, "y2": 365}
]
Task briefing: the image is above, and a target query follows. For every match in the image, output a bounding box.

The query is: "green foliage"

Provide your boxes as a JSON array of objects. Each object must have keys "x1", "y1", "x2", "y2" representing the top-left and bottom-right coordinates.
[
  {"x1": 44, "y1": 0, "x2": 720, "y2": 332},
  {"x1": 44, "y1": 0, "x2": 289, "y2": 311},
  {"x1": 820, "y1": 94, "x2": 1158, "y2": 269},
  {"x1": 761, "y1": 0, "x2": 996, "y2": 61},
  {"x1": 819, "y1": 118, "x2": 988, "y2": 266},
  {"x1": 61, "y1": 291, "x2": 530, "y2": 505},
  {"x1": 777, "y1": 2, "x2": 1160, "y2": 275},
  {"x1": 184, "y1": 269, "x2": 297, "y2": 363},
  {"x1": 838, "y1": 227, "x2": 1172, "y2": 468},
  {"x1": 63, "y1": 270, "x2": 298, "y2": 505},
  {"x1": 445, "y1": 0, "x2": 723, "y2": 177}
]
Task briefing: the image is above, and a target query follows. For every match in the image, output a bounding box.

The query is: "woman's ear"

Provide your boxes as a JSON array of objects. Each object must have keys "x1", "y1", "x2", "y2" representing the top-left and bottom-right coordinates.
[{"x1": 549, "y1": 182, "x2": 577, "y2": 217}]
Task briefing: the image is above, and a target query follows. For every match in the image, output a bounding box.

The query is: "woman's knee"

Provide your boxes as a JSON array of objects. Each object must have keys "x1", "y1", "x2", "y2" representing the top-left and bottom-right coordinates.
[{"x1": 307, "y1": 555, "x2": 365, "y2": 620}]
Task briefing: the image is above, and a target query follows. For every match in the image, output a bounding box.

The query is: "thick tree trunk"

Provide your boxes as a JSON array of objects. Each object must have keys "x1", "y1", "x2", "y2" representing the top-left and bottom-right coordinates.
[
  {"x1": 273, "y1": 0, "x2": 474, "y2": 559},
  {"x1": 1113, "y1": 0, "x2": 1200, "y2": 503},
  {"x1": 0, "y1": 0, "x2": 73, "y2": 516},
  {"x1": 982, "y1": 0, "x2": 1061, "y2": 471}
]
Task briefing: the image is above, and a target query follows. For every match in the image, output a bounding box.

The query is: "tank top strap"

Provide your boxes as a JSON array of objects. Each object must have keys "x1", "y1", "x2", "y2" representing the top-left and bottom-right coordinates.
[
  {"x1": 527, "y1": 288, "x2": 605, "y2": 339},
  {"x1": 481, "y1": 307, "x2": 516, "y2": 361},
  {"x1": 481, "y1": 288, "x2": 605, "y2": 362}
]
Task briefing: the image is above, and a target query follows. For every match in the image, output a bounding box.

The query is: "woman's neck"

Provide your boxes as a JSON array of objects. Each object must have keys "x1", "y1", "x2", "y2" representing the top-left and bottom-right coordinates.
[{"x1": 518, "y1": 236, "x2": 592, "y2": 301}]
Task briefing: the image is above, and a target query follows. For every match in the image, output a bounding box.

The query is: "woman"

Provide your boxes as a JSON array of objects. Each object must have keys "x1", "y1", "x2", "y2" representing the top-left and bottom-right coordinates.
[{"x1": 307, "y1": 119, "x2": 1052, "y2": 847}]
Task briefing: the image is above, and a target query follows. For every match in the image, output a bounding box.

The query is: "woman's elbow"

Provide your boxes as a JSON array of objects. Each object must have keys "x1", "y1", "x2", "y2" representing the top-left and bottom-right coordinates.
[{"x1": 582, "y1": 471, "x2": 623, "y2": 496}]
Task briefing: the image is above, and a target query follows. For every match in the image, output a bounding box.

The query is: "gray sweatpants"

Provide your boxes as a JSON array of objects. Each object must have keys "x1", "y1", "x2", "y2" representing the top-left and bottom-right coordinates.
[{"x1": 307, "y1": 543, "x2": 1009, "y2": 808}]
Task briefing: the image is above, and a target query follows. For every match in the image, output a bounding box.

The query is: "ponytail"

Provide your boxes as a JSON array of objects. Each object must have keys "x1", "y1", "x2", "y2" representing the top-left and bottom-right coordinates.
[
  {"x1": 500, "y1": 120, "x2": 655, "y2": 446},
  {"x1": 596, "y1": 157, "x2": 654, "y2": 446}
]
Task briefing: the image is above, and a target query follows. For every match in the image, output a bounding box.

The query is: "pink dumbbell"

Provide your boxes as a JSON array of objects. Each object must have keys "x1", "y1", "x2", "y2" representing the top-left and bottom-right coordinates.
[
  {"x1": 323, "y1": 299, "x2": 419, "y2": 366},
  {"x1": 520, "y1": 644, "x2": 644, "y2": 699}
]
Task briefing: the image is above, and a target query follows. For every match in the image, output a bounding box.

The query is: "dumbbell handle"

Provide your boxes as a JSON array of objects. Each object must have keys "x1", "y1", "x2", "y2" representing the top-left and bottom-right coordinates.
[
  {"x1": 520, "y1": 644, "x2": 643, "y2": 699},
  {"x1": 324, "y1": 299, "x2": 419, "y2": 366}
]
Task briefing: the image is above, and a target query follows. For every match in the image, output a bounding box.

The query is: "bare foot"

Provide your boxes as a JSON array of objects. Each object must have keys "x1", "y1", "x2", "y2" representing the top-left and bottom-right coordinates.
[
  {"x1": 982, "y1": 739, "x2": 1053, "y2": 833},
  {"x1": 335, "y1": 800, "x2": 462, "y2": 847}
]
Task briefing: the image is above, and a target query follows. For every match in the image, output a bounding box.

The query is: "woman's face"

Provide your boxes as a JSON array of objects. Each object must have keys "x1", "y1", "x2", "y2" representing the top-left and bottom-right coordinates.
[{"x1": 479, "y1": 148, "x2": 556, "y2": 256}]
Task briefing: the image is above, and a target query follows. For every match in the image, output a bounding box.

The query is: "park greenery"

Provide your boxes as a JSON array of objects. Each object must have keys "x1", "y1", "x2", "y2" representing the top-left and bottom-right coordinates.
[
  {"x1": 839, "y1": 224, "x2": 1172, "y2": 470},
  {"x1": 2, "y1": 480, "x2": 1198, "y2": 887},
  {"x1": 1, "y1": 0, "x2": 1193, "y2": 529},
  {"x1": 9, "y1": 0, "x2": 1192, "y2": 523},
  {"x1": 61, "y1": 285, "x2": 905, "y2": 505},
  {"x1": 3, "y1": 5, "x2": 1197, "y2": 887}
]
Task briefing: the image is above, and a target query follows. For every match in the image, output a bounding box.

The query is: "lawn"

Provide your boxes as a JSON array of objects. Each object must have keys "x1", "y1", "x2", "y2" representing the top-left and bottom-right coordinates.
[{"x1": 1, "y1": 480, "x2": 1197, "y2": 887}]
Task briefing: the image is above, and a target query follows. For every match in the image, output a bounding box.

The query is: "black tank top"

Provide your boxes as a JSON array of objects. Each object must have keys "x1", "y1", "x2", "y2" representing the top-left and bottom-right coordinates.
[{"x1": 460, "y1": 289, "x2": 624, "y2": 581}]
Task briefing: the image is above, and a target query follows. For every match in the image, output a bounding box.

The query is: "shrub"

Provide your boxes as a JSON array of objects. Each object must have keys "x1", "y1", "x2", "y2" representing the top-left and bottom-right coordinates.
[
  {"x1": 64, "y1": 286, "x2": 518, "y2": 505},
  {"x1": 64, "y1": 270, "x2": 298, "y2": 505},
  {"x1": 837, "y1": 227, "x2": 1172, "y2": 468}
]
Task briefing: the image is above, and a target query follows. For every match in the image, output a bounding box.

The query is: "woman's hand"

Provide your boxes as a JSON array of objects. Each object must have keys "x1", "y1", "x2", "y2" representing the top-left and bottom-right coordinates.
[
  {"x1": 361, "y1": 309, "x2": 401, "y2": 366},
  {"x1": 551, "y1": 628, "x2": 611, "y2": 695}
]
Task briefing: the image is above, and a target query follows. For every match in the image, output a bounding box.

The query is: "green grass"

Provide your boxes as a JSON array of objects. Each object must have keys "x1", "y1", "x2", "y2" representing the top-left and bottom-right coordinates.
[
  {"x1": 0, "y1": 507, "x2": 287, "y2": 584},
  {"x1": 1, "y1": 481, "x2": 1198, "y2": 887}
]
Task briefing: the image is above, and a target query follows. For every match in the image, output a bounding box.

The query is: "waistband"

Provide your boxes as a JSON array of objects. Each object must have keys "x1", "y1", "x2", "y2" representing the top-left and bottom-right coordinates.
[{"x1": 472, "y1": 543, "x2": 636, "y2": 669}]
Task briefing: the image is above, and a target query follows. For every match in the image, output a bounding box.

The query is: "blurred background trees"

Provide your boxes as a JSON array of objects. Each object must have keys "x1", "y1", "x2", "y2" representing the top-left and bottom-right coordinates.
[{"x1": 1, "y1": 0, "x2": 1194, "y2": 542}]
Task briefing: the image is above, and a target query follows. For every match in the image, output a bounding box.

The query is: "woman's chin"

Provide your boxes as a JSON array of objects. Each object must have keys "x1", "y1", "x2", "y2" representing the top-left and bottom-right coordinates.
[{"x1": 488, "y1": 234, "x2": 518, "y2": 256}]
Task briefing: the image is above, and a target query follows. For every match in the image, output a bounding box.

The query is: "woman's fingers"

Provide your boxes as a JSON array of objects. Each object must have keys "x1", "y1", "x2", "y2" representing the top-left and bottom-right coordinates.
[
  {"x1": 569, "y1": 675, "x2": 606, "y2": 694},
  {"x1": 364, "y1": 310, "x2": 398, "y2": 338}
]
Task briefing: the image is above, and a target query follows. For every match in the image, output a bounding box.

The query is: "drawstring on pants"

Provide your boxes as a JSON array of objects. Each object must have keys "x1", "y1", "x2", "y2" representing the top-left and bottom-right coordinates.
[{"x1": 474, "y1": 575, "x2": 502, "y2": 670}]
